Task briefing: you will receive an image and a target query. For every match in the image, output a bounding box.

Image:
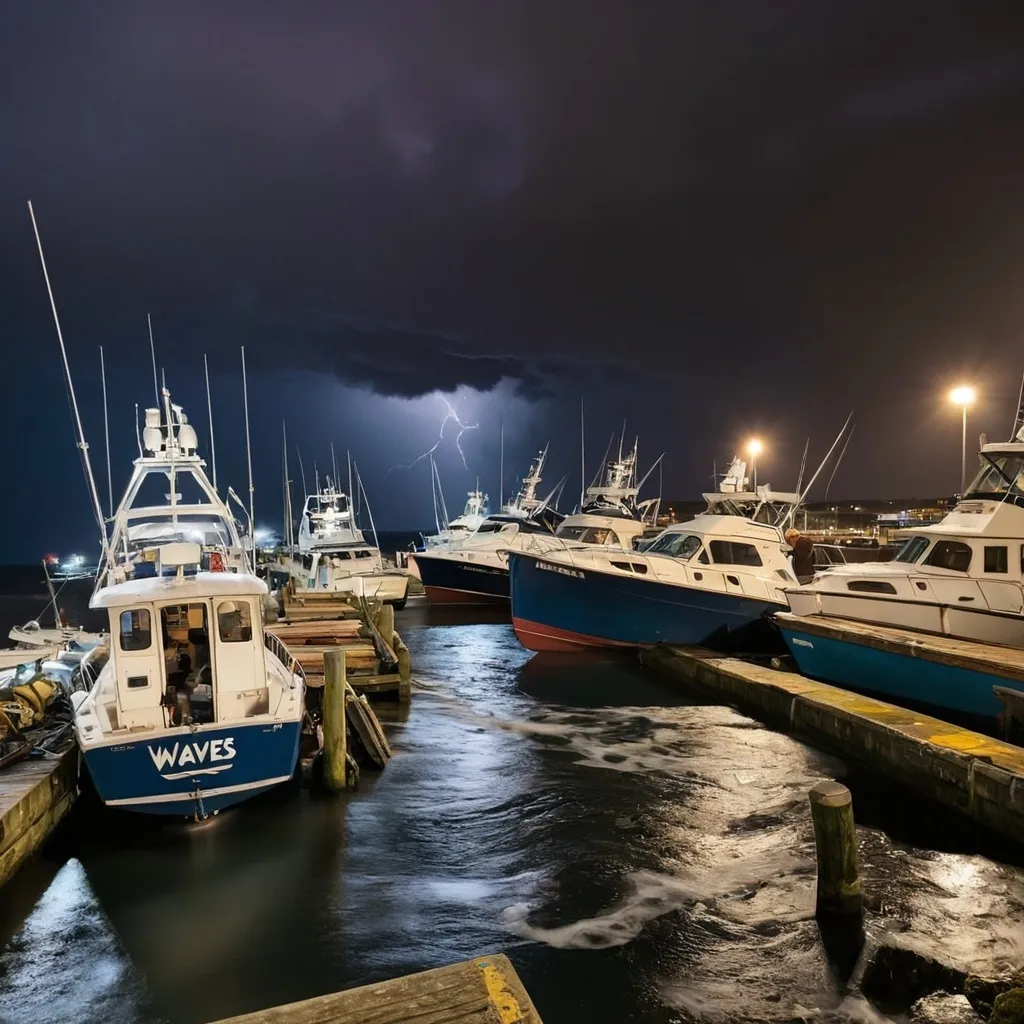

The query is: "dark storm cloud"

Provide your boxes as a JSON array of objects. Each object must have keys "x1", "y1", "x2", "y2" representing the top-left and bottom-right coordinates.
[{"x1": 4, "y1": 0, "x2": 1024, "y2": 535}]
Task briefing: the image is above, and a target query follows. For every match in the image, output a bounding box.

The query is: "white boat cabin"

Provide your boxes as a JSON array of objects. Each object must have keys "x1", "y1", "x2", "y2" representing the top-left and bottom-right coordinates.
[
  {"x1": 78, "y1": 544, "x2": 300, "y2": 740},
  {"x1": 545, "y1": 513, "x2": 795, "y2": 606}
]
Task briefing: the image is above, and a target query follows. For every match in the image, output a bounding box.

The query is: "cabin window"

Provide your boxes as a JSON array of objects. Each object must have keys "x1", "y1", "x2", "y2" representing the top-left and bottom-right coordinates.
[
  {"x1": 924, "y1": 540, "x2": 972, "y2": 572},
  {"x1": 698, "y1": 549, "x2": 710, "y2": 564},
  {"x1": 119, "y1": 609, "x2": 152, "y2": 651},
  {"x1": 338, "y1": 550, "x2": 352, "y2": 560},
  {"x1": 847, "y1": 580, "x2": 898, "y2": 594},
  {"x1": 709, "y1": 541, "x2": 763, "y2": 567},
  {"x1": 894, "y1": 536, "x2": 929, "y2": 564},
  {"x1": 984, "y1": 546, "x2": 1008, "y2": 573},
  {"x1": 356, "y1": 550, "x2": 373, "y2": 558},
  {"x1": 647, "y1": 533, "x2": 702, "y2": 560},
  {"x1": 217, "y1": 600, "x2": 253, "y2": 643}
]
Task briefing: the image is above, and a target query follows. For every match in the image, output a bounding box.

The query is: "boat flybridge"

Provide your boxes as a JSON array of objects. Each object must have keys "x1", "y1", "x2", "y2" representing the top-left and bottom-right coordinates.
[
  {"x1": 276, "y1": 479, "x2": 409, "y2": 606},
  {"x1": 73, "y1": 391, "x2": 305, "y2": 818},
  {"x1": 785, "y1": 436, "x2": 1024, "y2": 647},
  {"x1": 98, "y1": 391, "x2": 250, "y2": 591},
  {"x1": 422, "y1": 485, "x2": 491, "y2": 550},
  {"x1": 509, "y1": 455, "x2": 800, "y2": 651}
]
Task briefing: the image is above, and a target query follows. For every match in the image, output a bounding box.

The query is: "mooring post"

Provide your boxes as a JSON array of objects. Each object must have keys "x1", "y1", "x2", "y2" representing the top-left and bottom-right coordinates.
[
  {"x1": 809, "y1": 780, "x2": 862, "y2": 918},
  {"x1": 323, "y1": 648, "x2": 348, "y2": 791},
  {"x1": 378, "y1": 602, "x2": 395, "y2": 647}
]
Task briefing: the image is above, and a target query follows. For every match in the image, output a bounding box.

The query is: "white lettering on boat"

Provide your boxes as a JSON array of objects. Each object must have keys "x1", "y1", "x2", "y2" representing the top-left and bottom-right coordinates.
[
  {"x1": 536, "y1": 560, "x2": 584, "y2": 579},
  {"x1": 147, "y1": 737, "x2": 237, "y2": 779}
]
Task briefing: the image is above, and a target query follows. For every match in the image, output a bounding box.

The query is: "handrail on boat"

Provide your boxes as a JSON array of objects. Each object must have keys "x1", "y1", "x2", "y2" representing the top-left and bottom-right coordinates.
[{"x1": 264, "y1": 629, "x2": 307, "y2": 687}]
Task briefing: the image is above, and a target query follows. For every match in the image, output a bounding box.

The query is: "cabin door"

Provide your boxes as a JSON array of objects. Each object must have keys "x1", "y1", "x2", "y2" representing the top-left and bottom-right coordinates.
[{"x1": 212, "y1": 597, "x2": 262, "y2": 722}]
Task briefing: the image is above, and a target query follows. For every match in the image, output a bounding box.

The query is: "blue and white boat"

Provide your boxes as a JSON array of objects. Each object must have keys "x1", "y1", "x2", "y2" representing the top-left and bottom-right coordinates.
[
  {"x1": 72, "y1": 391, "x2": 305, "y2": 818},
  {"x1": 510, "y1": 460, "x2": 799, "y2": 651},
  {"x1": 778, "y1": 427, "x2": 1024, "y2": 718}
]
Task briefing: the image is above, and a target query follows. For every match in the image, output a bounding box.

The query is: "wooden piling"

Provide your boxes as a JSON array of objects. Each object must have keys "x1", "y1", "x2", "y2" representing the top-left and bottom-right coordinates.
[
  {"x1": 809, "y1": 780, "x2": 862, "y2": 918},
  {"x1": 395, "y1": 633, "x2": 412, "y2": 702},
  {"x1": 377, "y1": 601, "x2": 395, "y2": 646},
  {"x1": 322, "y1": 648, "x2": 348, "y2": 791}
]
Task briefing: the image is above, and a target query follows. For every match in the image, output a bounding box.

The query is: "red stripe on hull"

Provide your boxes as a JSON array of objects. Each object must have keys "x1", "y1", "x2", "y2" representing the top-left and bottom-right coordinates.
[
  {"x1": 425, "y1": 585, "x2": 509, "y2": 606},
  {"x1": 512, "y1": 616, "x2": 642, "y2": 653}
]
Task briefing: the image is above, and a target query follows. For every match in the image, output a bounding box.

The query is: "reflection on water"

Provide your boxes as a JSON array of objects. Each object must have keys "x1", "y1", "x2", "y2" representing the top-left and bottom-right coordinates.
[{"x1": 1, "y1": 618, "x2": 1023, "y2": 1024}]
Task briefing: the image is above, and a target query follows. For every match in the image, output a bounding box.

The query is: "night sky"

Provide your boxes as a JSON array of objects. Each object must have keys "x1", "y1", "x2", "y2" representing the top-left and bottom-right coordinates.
[{"x1": 4, "y1": 2, "x2": 1024, "y2": 562}]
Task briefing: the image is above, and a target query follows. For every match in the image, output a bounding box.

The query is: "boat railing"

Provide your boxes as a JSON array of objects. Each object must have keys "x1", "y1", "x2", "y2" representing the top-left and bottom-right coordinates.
[{"x1": 265, "y1": 630, "x2": 307, "y2": 687}]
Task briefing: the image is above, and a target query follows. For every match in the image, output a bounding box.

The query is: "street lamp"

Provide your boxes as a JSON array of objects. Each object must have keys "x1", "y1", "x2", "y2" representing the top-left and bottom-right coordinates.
[
  {"x1": 746, "y1": 438, "x2": 764, "y2": 491},
  {"x1": 949, "y1": 386, "x2": 976, "y2": 494}
]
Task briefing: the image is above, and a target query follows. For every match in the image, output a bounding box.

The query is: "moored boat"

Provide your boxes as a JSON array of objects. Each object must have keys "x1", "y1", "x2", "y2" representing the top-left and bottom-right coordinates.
[{"x1": 510, "y1": 462, "x2": 798, "y2": 652}]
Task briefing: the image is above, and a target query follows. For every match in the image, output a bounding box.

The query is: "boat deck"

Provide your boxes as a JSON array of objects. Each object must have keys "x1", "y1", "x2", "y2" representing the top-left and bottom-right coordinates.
[
  {"x1": 641, "y1": 644, "x2": 1024, "y2": 842},
  {"x1": 208, "y1": 953, "x2": 543, "y2": 1023}
]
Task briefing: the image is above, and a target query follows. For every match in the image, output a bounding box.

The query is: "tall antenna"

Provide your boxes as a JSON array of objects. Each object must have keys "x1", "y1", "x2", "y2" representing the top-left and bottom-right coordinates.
[
  {"x1": 331, "y1": 442, "x2": 340, "y2": 490},
  {"x1": 1012, "y1": 371, "x2": 1024, "y2": 441},
  {"x1": 27, "y1": 201, "x2": 112, "y2": 567},
  {"x1": 824, "y1": 425, "x2": 855, "y2": 500},
  {"x1": 99, "y1": 345, "x2": 113, "y2": 516},
  {"x1": 795, "y1": 437, "x2": 810, "y2": 493},
  {"x1": 241, "y1": 346, "x2": 255, "y2": 561},
  {"x1": 347, "y1": 449, "x2": 354, "y2": 520},
  {"x1": 499, "y1": 415, "x2": 504, "y2": 509},
  {"x1": 147, "y1": 313, "x2": 159, "y2": 408},
  {"x1": 296, "y1": 445, "x2": 308, "y2": 500},
  {"x1": 282, "y1": 420, "x2": 294, "y2": 554},
  {"x1": 353, "y1": 461, "x2": 380, "y2": 553},
  {"x1": 579, "y1": 396, "x2": 586, "y2": 509},
  {"x1": 204, "y1": 353, "x2": 217, "y2": 490}
]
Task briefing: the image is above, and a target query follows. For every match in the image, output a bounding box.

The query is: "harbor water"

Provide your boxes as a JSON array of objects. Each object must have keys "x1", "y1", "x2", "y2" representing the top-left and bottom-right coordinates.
[{"x1": 1, "y1": 581, "x2": 1023, "y2": 1023}]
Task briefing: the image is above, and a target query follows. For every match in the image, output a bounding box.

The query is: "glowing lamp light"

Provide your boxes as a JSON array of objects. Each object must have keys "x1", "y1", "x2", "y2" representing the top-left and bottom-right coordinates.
[
  {"x1": 949, "y1": 386, "x2": 976, "y2": 407},
  {"x1": 746, "y1": 438, "x2": 763, "y2": 458}
]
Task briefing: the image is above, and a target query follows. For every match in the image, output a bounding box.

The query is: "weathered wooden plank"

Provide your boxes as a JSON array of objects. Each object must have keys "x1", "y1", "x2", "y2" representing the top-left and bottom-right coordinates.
[
  {"x1": 207, "y1": 953, "x2": 542, "y2": 1024},
  {"x1": 345, "y1": 688, "x2": 391, "y2": 768}
]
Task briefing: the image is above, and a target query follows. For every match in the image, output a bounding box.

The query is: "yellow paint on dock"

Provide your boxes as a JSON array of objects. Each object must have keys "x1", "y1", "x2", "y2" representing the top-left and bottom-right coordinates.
[
  {"x1": 641, "y1": 645, "x2": 1024, "y2": 843},
  {"x1": 207, "y1": 953, "x2": 543, "y2": 1024}
]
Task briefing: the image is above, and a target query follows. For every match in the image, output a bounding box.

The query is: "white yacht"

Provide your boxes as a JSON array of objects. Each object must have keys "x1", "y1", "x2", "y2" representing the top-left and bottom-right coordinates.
[
  {"x1": 271, "y1": 480, "x2": 409, "y2": 606},
  {"x1": 784, "y1": 433, "x2": 1024, "y2": 647}
]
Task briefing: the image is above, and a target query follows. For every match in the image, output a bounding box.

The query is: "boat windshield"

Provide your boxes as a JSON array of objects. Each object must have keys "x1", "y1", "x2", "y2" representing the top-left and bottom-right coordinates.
[
  {"x1": 965, "y1": 453, "x2": 1024, "y2": 502},
  {"x1": 646, "y1": 533, "x2": 702, "y2": 559},
  {"x1": 557, "y1": 526, "x2": 616, "y2": 545},
  {"x1": 893, "y1": 535, "x2": 930, "y2": 564}
]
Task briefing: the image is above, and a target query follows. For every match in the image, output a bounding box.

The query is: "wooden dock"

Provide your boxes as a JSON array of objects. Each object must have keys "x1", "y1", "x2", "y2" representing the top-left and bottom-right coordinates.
[
  {"x1": 0, "y1": 746, "x2": 78, "y2": 888},
  {"x1": 207, "y1": 953, "x2": 543, "y2": 1024},
  {"x1": 641, "y1": 644, "x2": 1024, "y2": 843},
  {"x1": 270, "y1": 614, "x2": 411, "y2": 702}
]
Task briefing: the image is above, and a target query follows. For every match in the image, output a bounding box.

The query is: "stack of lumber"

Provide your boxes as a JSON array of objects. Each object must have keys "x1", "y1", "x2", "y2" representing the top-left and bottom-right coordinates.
[
  {"x1": 281, "y1": 582, "x2": 361, "y2": 622},
  {"x1": 270, "y1": 621, "x2": 377, "y2": 682}
]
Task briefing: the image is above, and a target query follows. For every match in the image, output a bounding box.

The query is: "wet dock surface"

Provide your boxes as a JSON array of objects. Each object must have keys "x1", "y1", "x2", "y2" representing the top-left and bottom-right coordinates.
[{"x1": 1, "y1": 604, "x2": 1024, "y2": 1023}]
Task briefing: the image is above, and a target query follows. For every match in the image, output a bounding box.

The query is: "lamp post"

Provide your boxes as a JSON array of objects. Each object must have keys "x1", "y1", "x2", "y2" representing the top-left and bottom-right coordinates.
[
  {"x1": 949, "y1": 386, "x2": 976, "y2": 494},
  {"x1": 746, "y1": 438, "x2": 764, "y2": 491}
]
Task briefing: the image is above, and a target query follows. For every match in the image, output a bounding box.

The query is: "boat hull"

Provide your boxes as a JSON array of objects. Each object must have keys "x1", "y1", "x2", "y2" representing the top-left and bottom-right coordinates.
[
  {"x1": 268, "y1": 568, "x2": 409, "y2": 604},
  {"x1": 509, "y1": 553, "x2": 784, "y2": 652},
  {"x1": 81, "y1": 718, "x2": 302, "y2": 817},
  {"x1": 778, "y1": 625, "x2": 1024, "y2": 720},
  {"x1": 413, "y1": 552, "x2": 510, "y2": 605}
]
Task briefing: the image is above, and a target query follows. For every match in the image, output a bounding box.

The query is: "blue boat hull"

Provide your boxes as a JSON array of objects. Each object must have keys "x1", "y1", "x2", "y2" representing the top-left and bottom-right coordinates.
[
  {"x1": 412, "y1": 552, "x2": 509, "y2": 605},
  {"x1": 778, "y1": 625, "x2": 1024, "y2": 720},
  {"x1": 82, "y1": 719, "x2": 302, "y2": 817},
  {"x1": 509, "y1": 552, "x2": 784, "y2": 652}
]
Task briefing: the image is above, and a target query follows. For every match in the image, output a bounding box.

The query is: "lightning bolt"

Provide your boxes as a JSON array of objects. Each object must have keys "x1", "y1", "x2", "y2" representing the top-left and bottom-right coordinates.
[{"x1": 386, "y1": 396, "x2": 478, "y2": 476}]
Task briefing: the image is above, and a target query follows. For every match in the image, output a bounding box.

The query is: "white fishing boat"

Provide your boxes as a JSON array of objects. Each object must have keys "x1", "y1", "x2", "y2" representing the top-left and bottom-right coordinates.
[
  {"x1": 784, "y1": 431, "x2": 1024, "y2": 648},
  {"x1": 27, "y1": 199, "x2": 307, "y2": 820},
  {"x1": 8, "y1": 558, "x2": 104, "y2": 651},
  {"x1": 68, "y1": 388, "x2": 306, "y2": 818},
  {"x1": 271, "y1": 475, "x2": 409, "y2": 606},
  {"x1": 411, "y1": 437, "x2": 657, "y2": 604}
]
